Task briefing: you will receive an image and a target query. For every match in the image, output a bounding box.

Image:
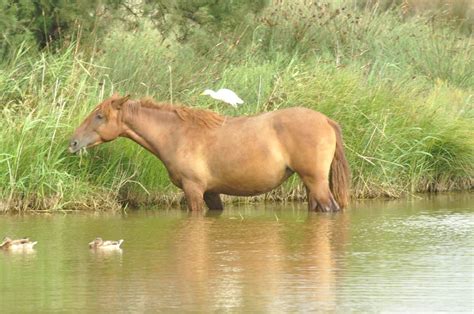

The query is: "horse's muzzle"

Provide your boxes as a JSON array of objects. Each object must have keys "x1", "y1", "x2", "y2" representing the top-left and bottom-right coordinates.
[{"x1": 68, "y1": 139, "x2": 80, "y2": 153}]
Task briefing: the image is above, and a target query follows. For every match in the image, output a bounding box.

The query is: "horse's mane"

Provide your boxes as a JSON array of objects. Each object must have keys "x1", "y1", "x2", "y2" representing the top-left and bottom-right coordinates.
[{"x1": 127, "y1": 98, "x2": 226, "y2": 128}]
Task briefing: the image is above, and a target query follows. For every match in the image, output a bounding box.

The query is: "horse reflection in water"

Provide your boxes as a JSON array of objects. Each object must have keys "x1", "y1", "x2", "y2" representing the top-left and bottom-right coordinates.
[
  {"x1": 168, "y1": 209, "x2": 348, "y2": 311},
  {"x1": 69, "y1": 94, "x2": 350, "y2": 212}
]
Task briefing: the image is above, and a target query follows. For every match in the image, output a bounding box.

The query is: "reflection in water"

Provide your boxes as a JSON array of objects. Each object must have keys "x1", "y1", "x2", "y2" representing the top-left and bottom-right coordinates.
[
  {"x1": 1, "y1": 248, "x2": 37, "y2": 258},
  {"x1": 89, "y1": 248, "x2": 123, "y2": 258},
  {"x1": 0, "y1": 193, "x2": 472, "y2": 312},
  {"x1": 305, "y1": 215, "x2": 337, "y2": 309}
]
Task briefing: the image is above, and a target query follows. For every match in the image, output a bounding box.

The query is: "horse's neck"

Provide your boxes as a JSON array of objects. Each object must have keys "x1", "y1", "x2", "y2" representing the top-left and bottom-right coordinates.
[{"x1": 121, "y1": 106, "x2": 184, "y2": 160}]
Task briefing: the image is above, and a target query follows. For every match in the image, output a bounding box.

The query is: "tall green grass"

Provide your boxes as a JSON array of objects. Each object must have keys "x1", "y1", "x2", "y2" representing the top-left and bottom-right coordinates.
[{"x1": 0, "y1": 3, "x2": 472, "y2": 211}]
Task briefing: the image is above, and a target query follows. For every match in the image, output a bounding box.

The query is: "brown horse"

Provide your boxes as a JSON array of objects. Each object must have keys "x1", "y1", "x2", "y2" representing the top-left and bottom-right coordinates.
[{"x1": 69, "y1": 94, "x2": 350, "y2": 212}]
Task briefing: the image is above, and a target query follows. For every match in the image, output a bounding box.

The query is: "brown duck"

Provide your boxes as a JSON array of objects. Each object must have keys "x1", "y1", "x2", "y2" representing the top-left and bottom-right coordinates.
[{"x1": 0, "y1": 237, "x2": 37, "y2": 250}]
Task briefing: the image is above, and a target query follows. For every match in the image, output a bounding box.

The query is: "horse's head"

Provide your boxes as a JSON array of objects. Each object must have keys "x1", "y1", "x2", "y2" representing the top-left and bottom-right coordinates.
[{"x1": 68, "y1": 94, "x2": 130, "y2": 153}]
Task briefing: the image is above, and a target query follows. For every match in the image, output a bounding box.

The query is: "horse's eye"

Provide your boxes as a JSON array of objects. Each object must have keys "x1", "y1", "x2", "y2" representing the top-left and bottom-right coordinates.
[{"x1": 97, "y1": 113, "x2": 104, "y2": 120}]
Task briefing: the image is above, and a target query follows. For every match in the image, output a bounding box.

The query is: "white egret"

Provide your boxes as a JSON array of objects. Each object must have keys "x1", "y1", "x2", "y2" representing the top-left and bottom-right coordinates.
[{"x1": 201, "y1": 88, "x2": 244, "y2": 108}]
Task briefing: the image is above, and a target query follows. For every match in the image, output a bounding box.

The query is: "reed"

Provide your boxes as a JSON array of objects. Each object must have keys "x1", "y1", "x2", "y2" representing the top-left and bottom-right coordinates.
[{"x1": 0, "y1": 3, "x2": 472, "y2": 211}]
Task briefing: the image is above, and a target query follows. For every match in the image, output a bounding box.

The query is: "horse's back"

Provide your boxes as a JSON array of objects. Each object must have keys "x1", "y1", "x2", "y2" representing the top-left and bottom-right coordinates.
[
  {"x1": 224, "y1": 106, "x2": 330, "y2": 133},
  {"x1": 213, "y1": 106, "x2": 334, "y2": 157}
]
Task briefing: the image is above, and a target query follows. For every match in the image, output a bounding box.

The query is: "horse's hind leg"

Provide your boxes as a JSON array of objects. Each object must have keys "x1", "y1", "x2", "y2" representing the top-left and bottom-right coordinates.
[
  {"x1": 301, "y1": 175, "x2": 340, "y2": 212},
  {"x1": 204, "y1": 192, "x2": 223, "y2": 210},
  {"x1": 291, "y1": 130, "x2": 339, "y2": 212}
]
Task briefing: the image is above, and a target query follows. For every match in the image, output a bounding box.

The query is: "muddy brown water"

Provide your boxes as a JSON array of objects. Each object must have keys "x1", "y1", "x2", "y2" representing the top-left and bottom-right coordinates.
[{"x1": 0, "y1": 193, "x2": 472, "y2": 312}]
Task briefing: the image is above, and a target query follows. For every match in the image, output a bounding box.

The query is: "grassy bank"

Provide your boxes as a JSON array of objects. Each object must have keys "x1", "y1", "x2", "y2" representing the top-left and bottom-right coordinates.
[{"x1": 1, "y1": 3, "x2": 472, "y2": 211}]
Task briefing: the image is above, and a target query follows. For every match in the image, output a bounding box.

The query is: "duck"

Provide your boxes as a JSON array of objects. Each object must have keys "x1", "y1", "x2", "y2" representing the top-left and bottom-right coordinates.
[
  {"x1": 201, "y1": 88, "x2": 244, "y2": 108},
  {"x1": 0, "y1": 237, "x2": 37, "y2": 251},
  {"x1": 89, "y1": 237, "x2": 124, "y2": 250}
]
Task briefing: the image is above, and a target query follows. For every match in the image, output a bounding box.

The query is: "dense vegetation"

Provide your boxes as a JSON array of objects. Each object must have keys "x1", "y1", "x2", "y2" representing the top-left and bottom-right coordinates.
[{"x1": 1, "y1": 1, "x2": 472, "y2": 211}]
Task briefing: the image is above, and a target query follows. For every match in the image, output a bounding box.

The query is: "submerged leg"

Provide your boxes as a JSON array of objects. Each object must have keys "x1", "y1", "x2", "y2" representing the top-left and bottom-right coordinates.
[
  {"x1": 204, "y1": 192, "x2": 224, "y2": 210},
  {"x1": 182, "y1": 181, "x2": 205, "y2": 211},
  {"x1": 302, "y1": 175, "x2": 340, "y2": 212}
]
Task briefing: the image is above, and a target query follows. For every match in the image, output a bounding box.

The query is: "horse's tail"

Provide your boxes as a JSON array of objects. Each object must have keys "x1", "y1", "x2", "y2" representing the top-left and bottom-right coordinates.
[{"x1": 328, "y1": 119, "x2": 351, "y2": 209}]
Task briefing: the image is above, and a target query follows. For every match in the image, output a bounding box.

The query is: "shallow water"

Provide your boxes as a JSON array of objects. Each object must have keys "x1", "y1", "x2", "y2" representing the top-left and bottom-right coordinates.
[{"x1": 0, "y1": 193, "x2": 473, "y2": 312}]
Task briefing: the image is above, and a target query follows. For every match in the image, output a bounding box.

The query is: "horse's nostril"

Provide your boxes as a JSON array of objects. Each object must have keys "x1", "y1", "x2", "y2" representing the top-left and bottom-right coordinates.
[{"x1": 71, "y1": 140, "x2": 78, "y2": 147}]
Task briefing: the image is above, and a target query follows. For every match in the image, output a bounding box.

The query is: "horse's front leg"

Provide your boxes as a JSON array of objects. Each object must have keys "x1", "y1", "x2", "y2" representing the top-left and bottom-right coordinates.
[
  {"x1": 204, "y1": 192, "x2": 223, "y2": 210},
  {"x1": 182, "y1": 181, "x2": 205, "y2": 211}
]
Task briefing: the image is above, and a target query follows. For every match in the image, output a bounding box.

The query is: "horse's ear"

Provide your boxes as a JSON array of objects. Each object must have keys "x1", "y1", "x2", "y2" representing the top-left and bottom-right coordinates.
[{"x1": 111, "y1": 94, "x2": 130, "y2": 110}]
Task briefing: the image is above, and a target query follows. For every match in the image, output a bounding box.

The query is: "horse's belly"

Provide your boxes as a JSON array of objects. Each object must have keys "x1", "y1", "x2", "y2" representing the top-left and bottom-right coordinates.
[
  {"x1": 209, "y1": 165, "x2": 294, "y2": 196},
  {"x1": 208, "y1": 126, "x2": 293, "y2": 196}
]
